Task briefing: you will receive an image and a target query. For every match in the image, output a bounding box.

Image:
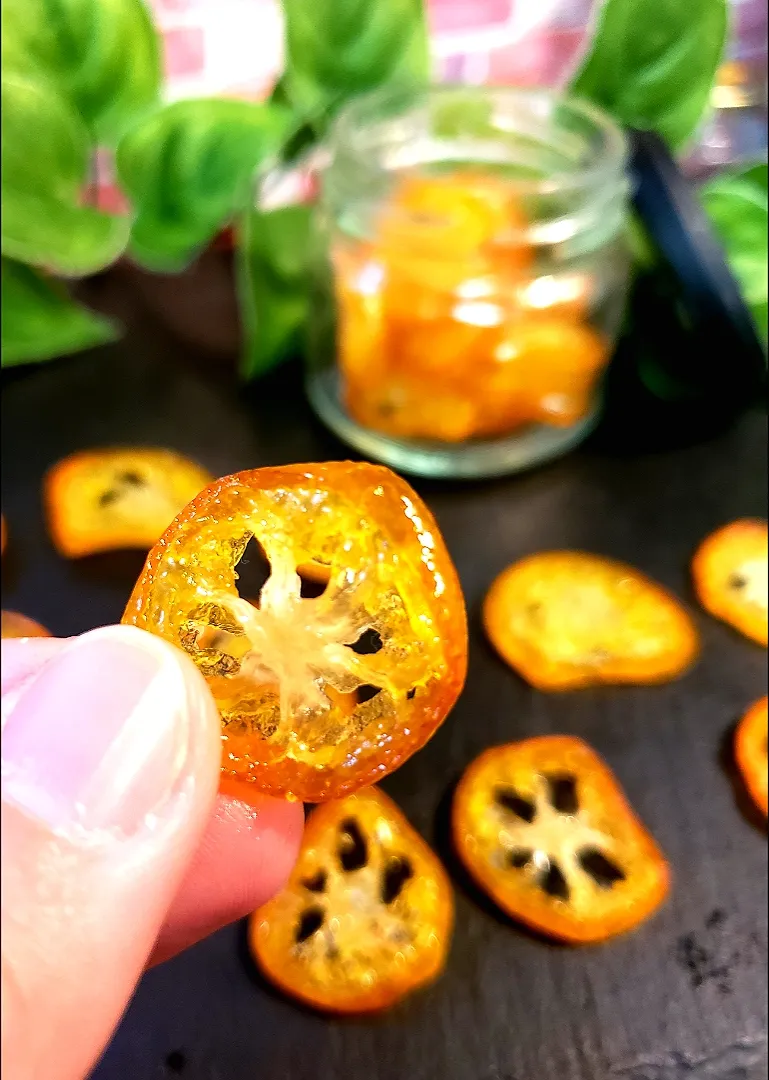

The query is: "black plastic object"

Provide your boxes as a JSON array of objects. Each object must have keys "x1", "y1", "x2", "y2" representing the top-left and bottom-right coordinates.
[
  {"x1": 629, "y1": 129, "x2": 766, "y2": 374},
  {"x1": 594, "y1": 131, "x2": 766, "y2": 453},
  {"x1": 630, "y1": 128, "x2": 769, "y2": 395}
]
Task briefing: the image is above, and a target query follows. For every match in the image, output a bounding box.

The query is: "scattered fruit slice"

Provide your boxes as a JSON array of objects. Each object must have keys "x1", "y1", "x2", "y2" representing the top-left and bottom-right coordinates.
[
  {"x1": 453, "y1": 736, "x2": 671, "y2": 943},
  {"x1": 692, "y1": 520, "x2": 768, "y2": 646},
  {"x1": 249, "y1": 786, "x2": 453, "y2": 1012},
  {"x1": 44, "y1": 448, "x2": 213, "y2": 557},
  {"x1": 1, "y1": 611, "x2": 50, "y2": 639},
  {"x1": 735, "y1": 697, "x2": 768, "y2": 817},
  {"x1": 483, "y1": 551, "x2": 699, "y2": 690}
]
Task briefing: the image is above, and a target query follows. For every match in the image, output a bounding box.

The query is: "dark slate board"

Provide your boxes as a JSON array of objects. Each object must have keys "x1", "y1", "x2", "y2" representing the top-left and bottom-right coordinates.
[{"x1": 2, "y1": 289, "x2": 767, "y2": 1080}]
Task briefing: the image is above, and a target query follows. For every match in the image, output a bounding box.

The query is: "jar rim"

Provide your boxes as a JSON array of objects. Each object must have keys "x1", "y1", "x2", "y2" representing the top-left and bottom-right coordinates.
[{"x1": 328, "y1": 84, "x2": 628, "y2": 197}]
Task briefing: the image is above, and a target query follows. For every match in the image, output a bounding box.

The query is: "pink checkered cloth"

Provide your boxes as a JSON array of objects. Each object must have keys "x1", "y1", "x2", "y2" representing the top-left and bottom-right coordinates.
[
  {"x1": 151, "y1": 0, "x2": 591, "y2": 97},
  {"x1": 96, "y1": 0, "x2": 593, "y2": 210}
]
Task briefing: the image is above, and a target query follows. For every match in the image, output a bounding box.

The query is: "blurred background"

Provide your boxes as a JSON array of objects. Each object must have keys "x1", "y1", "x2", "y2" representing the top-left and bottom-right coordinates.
[
  {"x1": 145, "y1": 0, "x2": 767, "y2": 145},
  {"x1": 98, "y1": 0, "x2": 767, "y2": 192}
]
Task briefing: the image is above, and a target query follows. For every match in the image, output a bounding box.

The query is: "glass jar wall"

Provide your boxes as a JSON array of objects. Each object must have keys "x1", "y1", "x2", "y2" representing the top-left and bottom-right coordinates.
[{"x1": 306, "y1": 86, "x2": 630, "y2": 478}]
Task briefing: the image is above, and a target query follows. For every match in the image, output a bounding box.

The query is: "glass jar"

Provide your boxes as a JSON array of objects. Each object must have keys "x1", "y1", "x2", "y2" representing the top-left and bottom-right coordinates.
[{"x1": 305, "y1": 86, "x2": 630, "y2": 479}]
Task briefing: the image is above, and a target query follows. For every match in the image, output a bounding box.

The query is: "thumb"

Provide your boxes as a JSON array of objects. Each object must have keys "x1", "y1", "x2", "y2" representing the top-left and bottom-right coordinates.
[{"x1": 1, "y1": 625, "x2": 222, "y2": 1080}]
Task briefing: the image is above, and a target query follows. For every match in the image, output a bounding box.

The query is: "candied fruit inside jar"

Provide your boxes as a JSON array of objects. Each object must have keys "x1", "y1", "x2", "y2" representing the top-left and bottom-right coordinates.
[
  {"x1": 334, "y1": 167, "x2": 610, "y2": 446},
  {"x1": 305, "y1": 87, "x2": 630, "y2": 478}
]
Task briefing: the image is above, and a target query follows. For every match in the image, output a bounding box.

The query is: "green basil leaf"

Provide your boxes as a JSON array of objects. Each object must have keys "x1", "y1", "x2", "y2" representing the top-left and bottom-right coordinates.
[
  {"x1": 237, "y1": 205, "x2": 313, "y2": 379},
  {"x1": 571, "y1": 0, "x2": 727, "y2": 150},
  {"x1": 627, "y1": 214, "x2": 658, "y2": 271},
  {"x1": 1, "y1": 73, "x2": 130, "y2": 274},
  {"x1": 116, "y1": 99, "x2": 292, "y2": 272},
  {"x1": 1, "y1": 258, "x2": 118, "y2": 366},
  {"x1": 738, "y1": 161, "x2": 768, "y2": 192},
  {"x1": 1, "y1": 0, "x2": 161, "y2": 145},
  {"x1": 281, "y1": 0, "x2": 430, "y2": 126},
  {"x1": 700, "y1": 163, "x2": 768, "y2": 348},
  {"x1": 1, "y1": 191, "x2": 129, "y2": 277}
]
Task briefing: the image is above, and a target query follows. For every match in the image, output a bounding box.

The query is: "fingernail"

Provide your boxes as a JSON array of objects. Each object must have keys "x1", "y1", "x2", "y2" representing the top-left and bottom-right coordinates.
[{"x1": 1, "y1": 626, "x2": 195, "y2": 836}]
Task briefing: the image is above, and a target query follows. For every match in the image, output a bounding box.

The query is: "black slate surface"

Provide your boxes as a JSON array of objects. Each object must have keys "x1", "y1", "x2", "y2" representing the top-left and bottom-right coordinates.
[{"x1": 2, "y1": 292, "x2": 767, "y2": 1080}]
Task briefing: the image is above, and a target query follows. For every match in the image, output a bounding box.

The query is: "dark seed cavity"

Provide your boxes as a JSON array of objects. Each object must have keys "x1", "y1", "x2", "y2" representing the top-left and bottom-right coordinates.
[
  {"x1": 356, "y1": 684, "x2": 381, "y2": 704},
  {"x1": 118, "y1": 470, "x2": 144, "y2": 487},
  {"x1": 350, "y1": 628, "x2": 384, "y2": 655},
  {"x1": 235, "y1": 536, "x2": 271, "y2": 602},
  {"x1": 578, "y1": 848, "x2": 626, "y2": 888},
  {"x1": 494, "y1": 788, "x2": 537, "y2": 823},
  {"x1": 98, "y1": 489, "x2": 119, "y2": 507},
  {"x1": 302, "y1": 870, "x2": 327, "y2": 893},
  {"x1": 546, "y1": 774, "x2": 579, "y2": 815},
  {"x1": 299, "y1": 571, "x2": 328, "y2": 599},
  {"x1": 728, "y1": 573, "x2": 747, "y2": 591},
  {"x1": 540, "y1": 861, "x2": 570, "y2": 901},
  {"x1": 338, "y1": 819, "x2": 368, "y2": 872},
  {"x1": 295, "y1": 906, "x2": 325, "y2": 943},
  {"x1": 508, "y1": 848, "x2": 533, "y2": 869},
  {"x1": 406, "y1": 688, "x2": 416, "y2": 700},
  {"x1": 381, "y1": 857, "x2": 414, "y2": 904}
]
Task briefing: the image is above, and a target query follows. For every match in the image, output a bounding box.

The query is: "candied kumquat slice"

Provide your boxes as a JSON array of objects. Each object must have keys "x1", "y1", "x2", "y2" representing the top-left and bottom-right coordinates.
[
  {"x1": 44, "y1": 448, "x2": 213, "y2": 558},
  {"x1": 376, "y1": 170, "x2": 531, "y2": 293},
  {"x1": 250, "y1": 786, "x2": 453, "y2": 1012},
  {"x1": 1, "y1": 611, "x2": 51, "y2": 639},
  {"x1": 735, "y1": 697, "x2": 768, "y2": 817},
  {"x1": 378, "y1": 171, "x2": 515, "y2": 259},
  {"x1": 387, "y1": 295, "x2": 505, "y2": 380},
  {"x1": 123, "y1": 463, "x2": 467, "y2": 801},
  {"x1": 345, "y1": 374, "x2": 479, "y2": 443},
  {"x1": 485, "y1": 318, "x2": 608, "y2": 429},
  {"x1": 453, "y1": 737, "x2": 670, "y2": 943},
  {"x1": 483, "y1": 552, "x2": 699, "y2": 690},
  {"x1": 692, "y1": 520, "x2": 768, "y2": 645}
]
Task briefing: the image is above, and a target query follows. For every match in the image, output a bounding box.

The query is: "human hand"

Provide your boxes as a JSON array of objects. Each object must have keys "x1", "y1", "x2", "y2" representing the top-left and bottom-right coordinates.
[{"x1": 1, "y1": 625, "x2": 304, "y2": 1080}]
